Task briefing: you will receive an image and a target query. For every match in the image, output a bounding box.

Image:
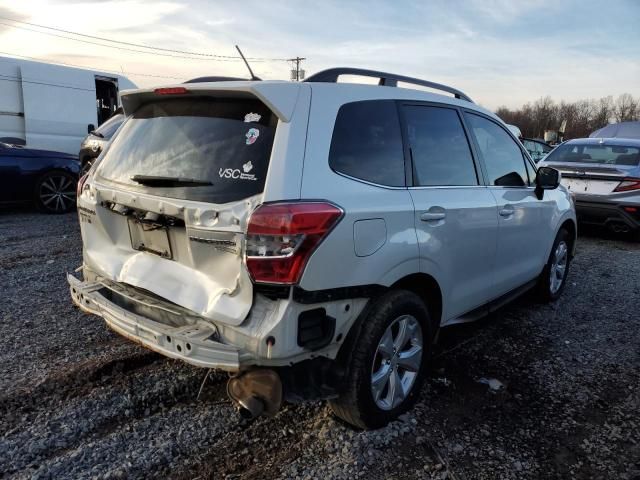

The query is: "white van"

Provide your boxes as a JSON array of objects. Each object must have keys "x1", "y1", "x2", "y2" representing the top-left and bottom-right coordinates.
[{"x1": 0, "y1": 56, "x2": 136, "y2": 155}]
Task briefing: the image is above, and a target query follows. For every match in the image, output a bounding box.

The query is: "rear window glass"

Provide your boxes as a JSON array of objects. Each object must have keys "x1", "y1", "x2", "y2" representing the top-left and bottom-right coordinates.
[
  {"x1": 545, "y1": 143, "x2": 640, "y2": 166},
  {"x1": 97, "y1": 97, "x2": 276, "y2": 203},
  {"x1": 329, "y1": 100, "x2": 405, "y2": 187}
]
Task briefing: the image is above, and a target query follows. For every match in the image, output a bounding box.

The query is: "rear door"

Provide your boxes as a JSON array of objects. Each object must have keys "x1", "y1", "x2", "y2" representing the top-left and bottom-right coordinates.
[
  {"x1": 463, "y1": 111, "x2": 548, "y2": 295},
  {"x1": 402, "y1": 103, "x2": 498, "y2": 319}
]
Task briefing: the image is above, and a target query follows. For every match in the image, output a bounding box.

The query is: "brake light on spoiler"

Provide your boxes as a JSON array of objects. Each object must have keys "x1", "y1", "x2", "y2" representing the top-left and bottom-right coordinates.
[
  {"x1": 613, "y1": 178, "x2": 640, "y2": 192},
  {"x1": 154, "y1": 87, "x2": 189, "y2": 95},
  {"x1": 245, "y1": 202, "x2": 343, "y2": 284}
]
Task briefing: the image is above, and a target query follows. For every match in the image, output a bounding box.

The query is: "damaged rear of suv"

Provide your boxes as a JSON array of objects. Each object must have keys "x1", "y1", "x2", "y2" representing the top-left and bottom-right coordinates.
[{"x1": 70, "y1": 69, "x2": 576, "y2": 429}]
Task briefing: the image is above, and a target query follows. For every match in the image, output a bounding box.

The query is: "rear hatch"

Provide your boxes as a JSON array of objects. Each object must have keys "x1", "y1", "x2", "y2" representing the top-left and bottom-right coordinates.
[
  {"x1": 80, "y1": 92, "x2": 280, "y2": 325},
  {"x1": 542, "y1": 142, "x2": 640, "y2": 195}
]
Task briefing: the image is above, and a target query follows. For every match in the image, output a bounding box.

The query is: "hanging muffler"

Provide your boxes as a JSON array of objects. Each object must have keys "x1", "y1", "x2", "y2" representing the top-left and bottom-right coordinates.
[
  {"x1": 227, "y1": 369, "x2": 283, "y2": 419},
  {"x1": 609, "y1": 222, "x2": 631, "y2": 233}
]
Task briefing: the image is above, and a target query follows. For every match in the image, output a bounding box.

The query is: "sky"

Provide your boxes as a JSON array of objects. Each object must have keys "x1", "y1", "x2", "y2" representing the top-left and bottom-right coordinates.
[{"x1": 0, "y1": 0, "x2": 638, "y2": 110}]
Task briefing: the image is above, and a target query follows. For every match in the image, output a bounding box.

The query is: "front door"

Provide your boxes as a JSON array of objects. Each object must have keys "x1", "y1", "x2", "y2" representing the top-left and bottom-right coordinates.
[
  {"x1": 402, "y1": 104, "x2": 499, "y2": 320},
  {"x1": 463, "y1": 112, "x2": 548, "y2": 295}
]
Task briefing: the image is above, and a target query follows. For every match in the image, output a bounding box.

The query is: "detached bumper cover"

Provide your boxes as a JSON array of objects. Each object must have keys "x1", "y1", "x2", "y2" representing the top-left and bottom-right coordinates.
[{"x1": 68, "y1": 273, "x2": 240, "y2": 371}]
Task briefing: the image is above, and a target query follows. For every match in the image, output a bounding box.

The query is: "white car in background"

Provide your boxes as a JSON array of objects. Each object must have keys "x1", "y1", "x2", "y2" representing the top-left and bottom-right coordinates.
[{"x1": 69, "y1": 68, "x2": 576, "y2": 429}]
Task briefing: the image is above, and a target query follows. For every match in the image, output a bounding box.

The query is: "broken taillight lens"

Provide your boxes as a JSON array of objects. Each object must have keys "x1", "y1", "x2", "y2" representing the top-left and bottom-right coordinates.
[
  {"x1": 245, "y1": 202, "x2": 343, "y2": 284},
  {"x1": 76, "y1": 173, "x2": 89, "y2": 198},
  {"x1": 614, "y1": 178, "x2": 640, "y2": 192}
]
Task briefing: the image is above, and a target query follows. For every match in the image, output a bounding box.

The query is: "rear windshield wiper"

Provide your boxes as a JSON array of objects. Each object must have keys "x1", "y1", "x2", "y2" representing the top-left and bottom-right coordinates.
[
  {"x1": 89, "y1": 131, "x2": 104, "y2": 138},
  {"x1": 131, "y1": 175, "x2": 213, "y2": 187}
]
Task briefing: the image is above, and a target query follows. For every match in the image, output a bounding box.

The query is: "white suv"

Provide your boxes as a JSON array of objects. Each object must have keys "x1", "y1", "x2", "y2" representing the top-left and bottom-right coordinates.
[{"x1": 69, "y1": 68, "x2": 576, "y2": 429}]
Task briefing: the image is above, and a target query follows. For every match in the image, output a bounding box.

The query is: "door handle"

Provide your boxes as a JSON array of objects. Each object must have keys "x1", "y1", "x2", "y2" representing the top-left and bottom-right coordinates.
[
  {"x1": 499, "y1": 206, "x2": 515, "y2": 217},
  {"x1": 420, "y1": 212, "x2": 446, "y2": 221}
]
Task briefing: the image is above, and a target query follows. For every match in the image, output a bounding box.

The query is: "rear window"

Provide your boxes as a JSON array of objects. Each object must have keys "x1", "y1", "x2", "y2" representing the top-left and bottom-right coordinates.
[
  {"x1": 97, "y1": 97, "x2": 277, "y2": 203},
  {"x1": 329, "y1": 100, "x2": 405, "y2": 187},
  {"x1": 545, "y1": 143, "x2": 640, "y2": 166}
]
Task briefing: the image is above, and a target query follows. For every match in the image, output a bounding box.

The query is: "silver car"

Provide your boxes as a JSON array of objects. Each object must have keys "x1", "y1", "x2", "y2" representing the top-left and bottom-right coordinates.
[
  {"x1": 69, "y1": 68, "x2": 576, "y2": 429},
  {"x1": 540, "y1": 137, "x2": 640, "y2": 236}
]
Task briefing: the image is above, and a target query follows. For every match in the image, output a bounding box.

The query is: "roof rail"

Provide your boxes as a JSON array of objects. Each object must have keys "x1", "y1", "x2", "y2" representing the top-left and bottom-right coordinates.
[{"x1": 304, "y1": 67, "x2": 473, "y2": 103}]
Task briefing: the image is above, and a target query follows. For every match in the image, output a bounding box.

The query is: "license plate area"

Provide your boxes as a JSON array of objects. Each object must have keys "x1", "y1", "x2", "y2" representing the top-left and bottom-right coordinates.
[
  {"x1": 561, "y1": 178, "x2": 589, "y2": 193},
  {"x1": 561, "y1": 178, "x2": 619, "y2": 195},
  {"x1": 128, "y1": 218, "x2": 172, "y2": 259}
]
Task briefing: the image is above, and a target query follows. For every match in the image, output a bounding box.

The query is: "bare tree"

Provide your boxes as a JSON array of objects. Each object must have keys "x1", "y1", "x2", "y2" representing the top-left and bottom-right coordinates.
[
  {"x1": 615, "y1": 93, "x2": 638, "y2": 122},
  {"x1": 495, "y1": 94, "x2": 639, "y2": 140}
]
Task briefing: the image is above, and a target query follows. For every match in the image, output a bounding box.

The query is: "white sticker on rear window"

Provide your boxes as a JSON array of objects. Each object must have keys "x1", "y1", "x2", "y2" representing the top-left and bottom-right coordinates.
[
  {"x1": 245, "y1": 128, "x2": 260, "y2": 145},
  {"x1": 244, "y1": 112, "x2": 261, "y2": 123}
]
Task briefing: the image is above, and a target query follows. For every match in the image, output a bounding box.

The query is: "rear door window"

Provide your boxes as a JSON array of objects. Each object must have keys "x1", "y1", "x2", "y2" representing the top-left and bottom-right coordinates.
[
  {"x1": 402, "y1": 105, "x2": 478, "y2": 186},
  {"x1": 97, "y1": 97, "x2": 277, "y2": 203},
  {"x1": 329, "y1": 100, "x2": 405, "y2": 187}
]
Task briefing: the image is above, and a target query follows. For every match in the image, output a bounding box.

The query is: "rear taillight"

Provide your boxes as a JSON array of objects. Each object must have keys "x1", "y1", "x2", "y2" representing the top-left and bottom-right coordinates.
[
  {"x1": 245, "y1": 202, "x2": 343, "y2": 284},
  {"x1": 154, "y1": 87, "x2": 189, "y2": 95},
  {"x1": 614, "y1": 178, "x2": 640, "y2": 192},
  {"x1": 76, "y1": 173, "x2": 89, "y2": 198}
]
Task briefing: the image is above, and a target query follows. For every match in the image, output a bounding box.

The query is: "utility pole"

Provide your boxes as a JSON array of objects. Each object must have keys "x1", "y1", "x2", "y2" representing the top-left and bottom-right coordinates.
[{"x1": 288, "y1": 57, "x2": 306, "y2": 81}]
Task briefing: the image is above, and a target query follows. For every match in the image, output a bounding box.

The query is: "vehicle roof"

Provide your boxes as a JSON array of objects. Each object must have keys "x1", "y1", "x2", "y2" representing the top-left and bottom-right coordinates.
[
  {"x1": 563, "y1": 137, "x2": 640, "y2": 147},
  {"x1": 120, "y1": 79, "x2": 499, "y2": 124}
]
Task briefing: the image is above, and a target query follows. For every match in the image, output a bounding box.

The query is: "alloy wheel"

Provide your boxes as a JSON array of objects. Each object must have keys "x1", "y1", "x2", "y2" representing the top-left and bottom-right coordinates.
[
  {"x1": 371, "y1": 314, "x2": 423, "y2": 410},
  {"x1": 549, "y1": 240, "x2": 568, "y2": 294},
  {"x1": 39, "y1": 174, "x2": 76, "y2": 213}
]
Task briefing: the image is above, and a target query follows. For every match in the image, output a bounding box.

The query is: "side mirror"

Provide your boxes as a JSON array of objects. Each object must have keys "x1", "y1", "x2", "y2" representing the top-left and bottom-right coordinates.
[
  {"x1": 535, "y1": 166, "x2": 560, "y2": 199},
  {"x1": 87, "y1": 124, "x2": 95, "y2": 134}
]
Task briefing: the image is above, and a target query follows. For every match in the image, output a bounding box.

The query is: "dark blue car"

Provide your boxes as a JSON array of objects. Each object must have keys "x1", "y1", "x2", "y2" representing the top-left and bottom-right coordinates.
[{"x1": 0, "y1": 142, "x2": 80, "y2": 213}]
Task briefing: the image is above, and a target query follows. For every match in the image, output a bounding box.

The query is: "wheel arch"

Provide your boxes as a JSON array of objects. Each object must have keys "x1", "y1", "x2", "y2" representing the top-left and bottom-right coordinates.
[
  {"x1": 336, "y1": 272, "x2": 443, "y2": 366},
  {"x1": 390, "y1": 273, "x2": 443, "y2": 329},
  {"x1": 559, "y1": 218, "x2": 577, "y2": 257}
]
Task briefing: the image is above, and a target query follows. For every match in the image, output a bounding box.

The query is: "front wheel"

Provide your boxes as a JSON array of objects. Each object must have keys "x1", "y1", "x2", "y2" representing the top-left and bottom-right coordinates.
[
  {"x1": 537, "y1": 228, "x2": 572, "y2": 302},
  {"x1": 329, "y1": 290, "x2": 433, "y2": 429}
]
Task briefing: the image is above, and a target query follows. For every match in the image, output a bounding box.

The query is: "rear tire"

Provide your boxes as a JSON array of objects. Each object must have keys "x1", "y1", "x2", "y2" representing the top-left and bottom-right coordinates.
[
  {"x1": 329, "y1": 290, "x2": 434, "y2": 429},
  {"x1": 34, "y1": 170, "x2": 77, "y2": 214},
  {"x1": 537, "y1": 228, "x2": 571, "y2": 302}
]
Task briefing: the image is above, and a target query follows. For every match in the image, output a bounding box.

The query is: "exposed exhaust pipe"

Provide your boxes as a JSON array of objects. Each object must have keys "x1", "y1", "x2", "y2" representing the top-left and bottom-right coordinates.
[
  {"x1": 609, "y1": 222, "x2": 631, "y2": 234},
  {"x1": 227, "y1": 369, "x2": 283, "y2": 420}
]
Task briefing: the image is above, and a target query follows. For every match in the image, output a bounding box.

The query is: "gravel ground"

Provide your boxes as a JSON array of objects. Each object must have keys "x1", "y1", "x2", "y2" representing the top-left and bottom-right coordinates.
[{"x1": 1, "y1": 209, "x2": 639, "y2": 479}]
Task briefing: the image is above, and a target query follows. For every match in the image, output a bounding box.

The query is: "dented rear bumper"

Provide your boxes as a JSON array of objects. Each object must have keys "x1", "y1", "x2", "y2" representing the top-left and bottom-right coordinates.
[{"x1": 67, "y1": 272, "x2": 241, "y2": 371}]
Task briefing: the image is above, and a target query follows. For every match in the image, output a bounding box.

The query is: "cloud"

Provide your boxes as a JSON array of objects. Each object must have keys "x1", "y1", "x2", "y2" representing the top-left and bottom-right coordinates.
[
  {"x1": 0, "y1": 5, "x2": 29, "y2": 33},
  {"x1": 0, "y1": 0, "x2": 638, "y2": 108}
]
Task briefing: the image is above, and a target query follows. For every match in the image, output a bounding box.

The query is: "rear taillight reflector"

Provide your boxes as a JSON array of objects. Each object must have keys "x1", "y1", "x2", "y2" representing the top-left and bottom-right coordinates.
[
  {"x1": 614, "y1": 178, "x2": 640, "y2": 192},
  {"x1": 154, "y1": 87, "x2": 189, "y2": 95},
  {"x1": 246, "y1": 202, "x2": 343, "y2": 284}
]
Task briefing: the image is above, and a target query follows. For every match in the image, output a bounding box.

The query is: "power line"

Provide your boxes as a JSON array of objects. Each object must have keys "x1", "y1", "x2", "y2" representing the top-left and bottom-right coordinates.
[
  {"x1": 0, "y1": 51, "x2": 187, "y2": 81},
  {"x1": 0, "y1": 22, "x2": 247, "y2": 62},
  {"x1": 0, "y1": 16, "x2": 288, "y2": 62}
]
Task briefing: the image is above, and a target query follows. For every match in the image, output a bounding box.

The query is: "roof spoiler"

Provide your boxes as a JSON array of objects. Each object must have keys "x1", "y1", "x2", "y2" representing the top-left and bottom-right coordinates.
[
  {"x1": 120, "y1": 82, "x2": 301, "y2": 122},
  {"x1": 304, "y1": 67, "x2": 473, "y2": 103}
]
